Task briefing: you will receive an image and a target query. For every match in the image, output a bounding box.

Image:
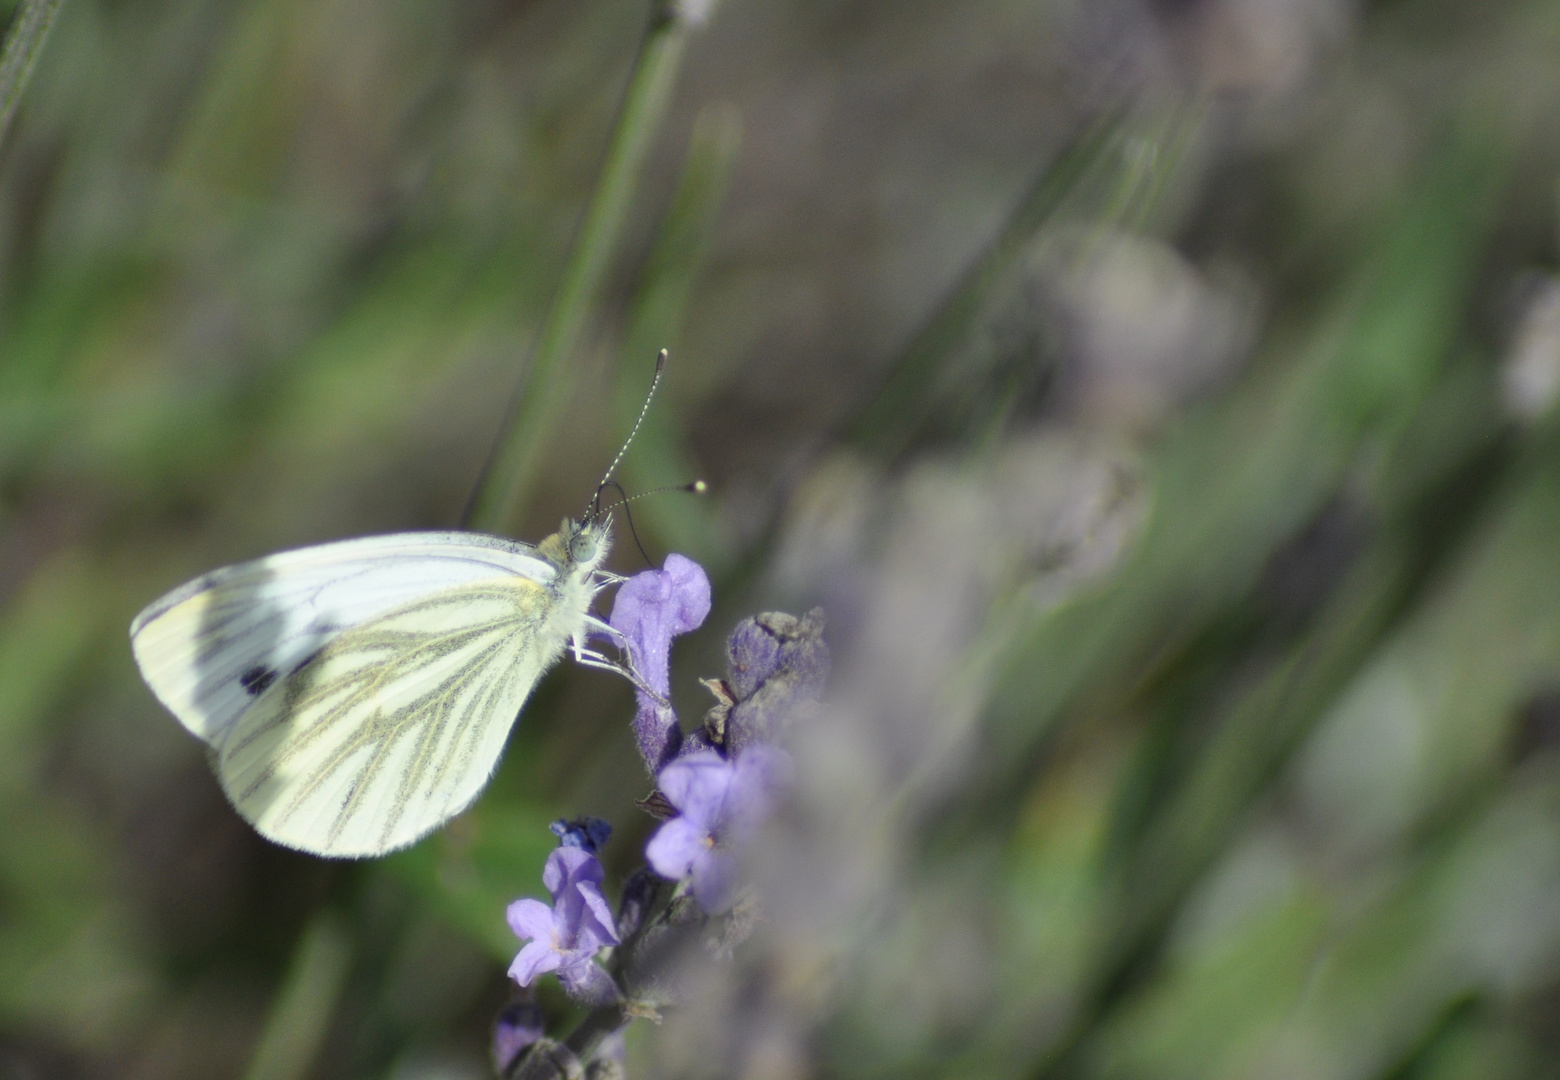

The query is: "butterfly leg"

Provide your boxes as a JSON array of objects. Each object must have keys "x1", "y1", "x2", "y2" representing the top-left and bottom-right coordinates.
[
  {"x1": 571, "y1": 639, "x2": 669, "y2": 706},
  {"x1": 574, "y1": 620, "x2": 622, "y2": 666},
  {"x1": 581, "y1": 614, "x2": 622, "y2": 642}
]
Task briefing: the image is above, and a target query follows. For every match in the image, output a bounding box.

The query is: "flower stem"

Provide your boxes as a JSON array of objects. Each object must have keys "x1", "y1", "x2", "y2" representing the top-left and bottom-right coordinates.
[
  {"x1": 466, "y1": 1, "x2": 706, "y2": 535},
  {"x1": 562, "y1": 1002, "x2": 628, "y2": 1060},
  {"x1": 614, "y1": 100, "x2": 742, "y2": 565},
  {"x1": 242, "y1": 914, "x2": 352, "y2": 1080},
  {"x1": 846, "y1": 104, "x2": 1205, "y2": 463}
]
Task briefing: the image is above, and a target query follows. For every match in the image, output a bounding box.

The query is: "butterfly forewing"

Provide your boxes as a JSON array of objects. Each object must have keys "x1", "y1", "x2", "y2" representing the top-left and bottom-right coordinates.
[
  {"x1": 219, "y1": 575, "x2": 560, "y2": 857},
  {"x1": 131, "y1": 532, "x2": 557, "y2": 747}
]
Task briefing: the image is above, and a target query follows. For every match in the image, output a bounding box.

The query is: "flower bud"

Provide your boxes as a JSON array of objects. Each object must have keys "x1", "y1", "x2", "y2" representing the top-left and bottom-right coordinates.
[
  {"x1": 492, "y1": 1000, "x2": 545, "y2": 1076},
  {"x1": 721, "y1": 608, "x2": 829, "y2": 755},
  {"x1": 503, "y1": 1037, "x2": 581, "y2": 1080}
]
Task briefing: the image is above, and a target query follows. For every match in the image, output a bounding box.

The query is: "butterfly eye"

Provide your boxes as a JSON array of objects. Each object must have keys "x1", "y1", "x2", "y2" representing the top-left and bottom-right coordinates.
[{"x1": 570, "y1": 531, "x2": 596, "y2": 562}]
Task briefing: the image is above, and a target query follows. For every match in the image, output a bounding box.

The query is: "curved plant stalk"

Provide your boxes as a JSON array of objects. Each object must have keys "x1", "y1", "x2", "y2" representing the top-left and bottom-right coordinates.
[
  {"x1": 466, "y1": 1, "x2": 712, "y2": 536},
  {"x1": 242, "y1": 914, "x2": 352, "y2": 1080},
  {"x1": 0, "y1": 0, "x2": 65, "y2": 145},
  {"x1": 848, "y1": 103, "x2": 1205, "y2": 464},
  {"x1": 612, "y1": 100, "x2": 743, "y2": 566}
]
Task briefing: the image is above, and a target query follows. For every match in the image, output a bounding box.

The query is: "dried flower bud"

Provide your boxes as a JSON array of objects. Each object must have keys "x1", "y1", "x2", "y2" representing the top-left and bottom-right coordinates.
[{"x1": 722, "y1": 608, "x2": 829, "y2": 755}]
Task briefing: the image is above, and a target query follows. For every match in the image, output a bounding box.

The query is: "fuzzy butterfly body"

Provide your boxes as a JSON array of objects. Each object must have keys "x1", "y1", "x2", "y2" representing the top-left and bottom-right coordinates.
[{"x1": 131, "y1": 520, "x2": 612, "y2": 858}]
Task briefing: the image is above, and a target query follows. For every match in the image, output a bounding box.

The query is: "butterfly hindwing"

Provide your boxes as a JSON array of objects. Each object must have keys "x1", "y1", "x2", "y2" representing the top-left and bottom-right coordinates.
[
  {"x1": 130, "y1": 532, "x2": 557, "y2": 746},
  {"x1": 219, "y1": 575, "x2": 562, "y2": 857}
]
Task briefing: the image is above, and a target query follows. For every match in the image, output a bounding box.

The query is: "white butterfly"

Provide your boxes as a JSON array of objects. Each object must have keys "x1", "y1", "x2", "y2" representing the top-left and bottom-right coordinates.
[
  {"x1": 131, "y1": 519, "x2": 624, "y2": 858},
  {"x1": 132, "y1": 352, "x2": 681, "y2": 858}
]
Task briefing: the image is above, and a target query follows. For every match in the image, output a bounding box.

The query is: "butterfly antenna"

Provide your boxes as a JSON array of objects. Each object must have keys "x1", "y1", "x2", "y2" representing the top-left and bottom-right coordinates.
[
  {"x1": 596, "y1": 480, "x2": 650, "y2": 564},
  {"x1": 590, "y1": 349, "x2": 667, "y2": 522},
  {"x1": 598, "y1": 478, "x2": 709, "y2": 564},
  {"x1": 604, "y1": 480, "x2": 708, "y2": 507}
]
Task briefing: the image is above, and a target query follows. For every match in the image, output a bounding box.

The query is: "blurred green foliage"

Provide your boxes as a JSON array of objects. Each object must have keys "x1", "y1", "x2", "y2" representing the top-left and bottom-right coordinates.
[{"x1": 2, "y1": 0, "x2": 1560, "y2": 1078}]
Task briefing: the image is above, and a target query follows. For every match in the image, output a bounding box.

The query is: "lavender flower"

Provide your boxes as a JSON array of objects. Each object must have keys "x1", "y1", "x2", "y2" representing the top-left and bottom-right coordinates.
[
  {"x1": 646, "y1": 746, "x2": 792, "y2": 912},
  {"x1": 507, "y1": 847, "x2": 620, "y2": 1001},
  {"x1": 609, "y1": 553, "x2": 712, "y2": 771}
]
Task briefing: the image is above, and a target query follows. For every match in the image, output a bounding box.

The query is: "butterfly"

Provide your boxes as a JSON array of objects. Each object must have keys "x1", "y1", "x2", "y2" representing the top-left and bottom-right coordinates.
[
  {"x1": 130, "y1": 519, "x2": 628, "y2": 857},
  {"x1": 131, "y1": 354, "x2": 672, "y2": 859}
]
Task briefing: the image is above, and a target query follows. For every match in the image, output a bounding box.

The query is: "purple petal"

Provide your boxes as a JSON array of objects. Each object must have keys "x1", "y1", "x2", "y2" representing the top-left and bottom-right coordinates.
[
  {"x1": 508, "y1": 940, "x2": 562, "y2": 986},
  {"x1": 656, "y1": 751, "x2": 734, "y2": 825},
  {"x1": 543, "y1": 846, "x2": 604, "y2": 900},
  {"x1": 645, "y1": 816, "x2": 709, "y2": 880},
  {"x1": 660, "y1": 554, "x2": 712, "y2": 626},
  {"x1": 505, "y1": 898, "x2": 556, "y2": 943},
  {"x1": 609, "y1": 554, "x2": 711, "y2": 698},
  {"x1": 555, "y1": 891, "x2": 593, "y2": 948},
  {"x1": 690, "y1": 849, "x2": 739, "y2": 914},
  {"x1": 726, "y1": 745, "x2": 794, "y2": 839},
  {"x1": 575, "y1": 880, "x2": 620, "y2": 947}
]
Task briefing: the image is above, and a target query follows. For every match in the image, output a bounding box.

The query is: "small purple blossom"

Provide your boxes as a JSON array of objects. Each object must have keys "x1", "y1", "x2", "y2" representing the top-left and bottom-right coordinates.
[
  {"x1": 646, "y1": 747, "x2": 792, "y2": 912},
  {"x1": 507, "y1": 847, "x2": 620, "y2": 999},
  {"x1": 491, "y1": 1000, "x2": 545, "y2": 1074},
  {"x1": 609, "y1": 553, "x2": 712, "y2": 771}
]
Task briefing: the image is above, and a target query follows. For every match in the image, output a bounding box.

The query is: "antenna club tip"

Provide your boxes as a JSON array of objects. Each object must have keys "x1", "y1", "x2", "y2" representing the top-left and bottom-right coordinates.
[
  {"x1": 689, "y1": 479, "x2": 708, "y2": 495},
  {"x1": 655, "y1": 348, "x2": 669, "y2": 370}
]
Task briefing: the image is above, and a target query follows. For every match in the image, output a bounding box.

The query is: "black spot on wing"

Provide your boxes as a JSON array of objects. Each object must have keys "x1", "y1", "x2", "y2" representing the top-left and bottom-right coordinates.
[{"x1": 240, "y1": 665, "x2": 277, "y2": 696}]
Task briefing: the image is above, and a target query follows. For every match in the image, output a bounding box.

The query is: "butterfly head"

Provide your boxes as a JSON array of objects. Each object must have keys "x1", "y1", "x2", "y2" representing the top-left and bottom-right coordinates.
[{"x1": 541, "y1": 515, "x2": 612, "y2": 574}]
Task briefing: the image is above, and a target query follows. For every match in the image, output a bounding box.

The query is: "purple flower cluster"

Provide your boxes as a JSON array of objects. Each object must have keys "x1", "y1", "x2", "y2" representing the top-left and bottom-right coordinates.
[{"x1": 502, "y1": 552, "x2": 828, "y2": 1064}]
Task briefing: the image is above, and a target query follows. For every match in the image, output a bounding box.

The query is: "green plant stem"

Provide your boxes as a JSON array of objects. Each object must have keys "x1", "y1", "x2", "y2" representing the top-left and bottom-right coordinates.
[
  {"x1": 242, "y1": 914, "x2": 352, "y2": 1080},
  {"x1": 0, "y1": 0, "x2": 64, "y2": 144},
  {"x1": 466, "y1": 2, "x2": 702, "y2": 535},
  {"x1": 847, "y1": 104, "x2": 1203, "y2": 463},
  {"x1": 614, "y1": 100, "x2": 742, "y2": 564}
]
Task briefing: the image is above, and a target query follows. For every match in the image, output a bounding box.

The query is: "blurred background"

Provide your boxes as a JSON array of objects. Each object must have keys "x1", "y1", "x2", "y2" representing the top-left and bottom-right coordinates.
[{"x1": 2, "y1": 0, "x2": 1560, "y2": 1076}]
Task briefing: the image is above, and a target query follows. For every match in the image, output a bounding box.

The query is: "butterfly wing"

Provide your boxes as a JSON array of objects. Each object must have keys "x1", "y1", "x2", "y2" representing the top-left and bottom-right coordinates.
[
  {"x1": 131, "y1": 532, "x2": 557, "y2": 747},
  {"x1": 218, "y1": 575, "x2": 566, "y2": 857}
]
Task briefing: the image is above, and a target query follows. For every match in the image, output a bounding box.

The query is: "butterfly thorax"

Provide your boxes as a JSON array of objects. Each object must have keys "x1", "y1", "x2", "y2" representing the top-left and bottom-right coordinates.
[{"x1": 536, "y1": 517, "x2": 613, "y2": 652}]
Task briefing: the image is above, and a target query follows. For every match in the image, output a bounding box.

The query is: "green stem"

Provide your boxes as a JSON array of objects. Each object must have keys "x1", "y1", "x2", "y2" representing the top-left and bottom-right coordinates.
[
  {"x1": 846, "y1": 104, "x2": 1204, "y2": 463},
  {"x1": 613, "y1": 100, "x2": 742, "y2": 564},
  {"x1": 466, "y1": 1, "x2": 704, "y2": 535},
  {"x1": 0, "y1": 0, "x2": 64, "y2": 145},
  {"x1": 242, "y1": 914, "x2": 353, "y2": 1080}
]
